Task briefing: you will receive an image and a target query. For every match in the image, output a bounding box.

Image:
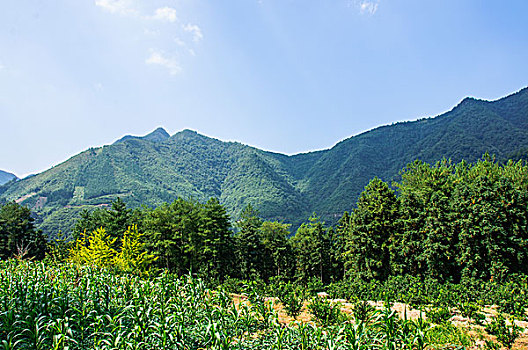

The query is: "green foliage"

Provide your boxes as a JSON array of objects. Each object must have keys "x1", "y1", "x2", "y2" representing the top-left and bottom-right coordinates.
[
  {"x1": 344, "y1": 178, "x2": 398, "y2": 281},
  {"x1": 276, "y1": 281, "x2": 305, "y2": 319},
  {"x1": 0, "y1": 201, "x2": 47, "y2": 259},
  {"x1": 44, "y1": 231, "x2": 72, "y2": 264},
  {"x1": 393, "y1": 159, "x2": 459, "y2": 281},
  {"x1": 144, "y1": 197, "x2": 233, "y2": 280},
  {"x1": 485, "y1": 314, "x2": 523, "y2": 349},
  {"x1": 4, "y1": 88, "x2": 528, "y2": 236},
  {"x1": 0, "y1": 260, "x2": 481, "y2": 350},
  {"x1": 351, "y1": 299, "x2": 376, "y2": 322},
  {"x1": 457, "y1": 301, "x2": 485, "y2": 325},
  {"x1": 291, "y1": 214, "x2": 333, "y2": 284},
  {"x1": 426, "y1": 306, "x2": 452, "y2": 325},
  {"x1": 307, "y1": 296, "x2": 345, "y2": 326},
  {"x1": 113, "y1": 224, "x2": 157, "y2": 274},
  {"x1": 234, "y1": 204, "x2": 265, "y2": 280},
  {"x1": 494, "y1": 275, "x2": 528, "y2": 319}
]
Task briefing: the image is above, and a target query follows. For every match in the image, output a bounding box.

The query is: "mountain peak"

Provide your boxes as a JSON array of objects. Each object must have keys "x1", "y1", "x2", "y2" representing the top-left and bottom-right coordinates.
[
  {"x1": 0, "y1": 170, "x2": 18, "y2": 186},
  {"x1": 143, "y1": 127, "x2": 170, "y2": 142},
  {"x1": 114, "y1": 127, "x2": 170, "y2": 144}
]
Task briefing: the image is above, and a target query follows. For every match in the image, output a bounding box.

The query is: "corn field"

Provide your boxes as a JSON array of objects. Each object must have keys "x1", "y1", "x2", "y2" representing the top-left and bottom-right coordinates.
[{"x1": 0, "y1": 260, "x2": 473, "y2": 349}]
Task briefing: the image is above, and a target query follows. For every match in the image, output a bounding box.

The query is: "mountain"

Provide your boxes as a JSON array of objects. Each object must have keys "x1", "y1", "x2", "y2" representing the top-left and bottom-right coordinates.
[
  {"x1": 114, "y1": 127, "x2": 170, "y2": 144},
  {"x1": 0, "y1": 170, "x2": 17, "y2": 186},
  {"x1": 1, "y1": 87, "x2": 528, "y2": 237}
]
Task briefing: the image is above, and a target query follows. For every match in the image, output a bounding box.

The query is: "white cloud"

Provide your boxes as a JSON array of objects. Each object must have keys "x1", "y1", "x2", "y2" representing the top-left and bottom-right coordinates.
[
  {"x1": 183, "y1": 24, "x2": 203, "y2": 42},
  {"x1": 174, "y1": 37, "x2": 186, "y2": 47},
  {"x1": 143, "y1": 28, "x2": 160, "y2": 36},
  {"x1": 358, "y1": 1, "x2": 379, "y2": 15},
  {"x1": 95, "y1": 0, "x2": 139, "y2": 16},
  {"x1": 151, "y1": 7, "x2": 178, "y2": 22},
  {"x1": 0, "y1": 63, "x2": 4, "y2": 71},
  {"x1": 146, "y1": 50, "x2": 182, "y2": 75}
]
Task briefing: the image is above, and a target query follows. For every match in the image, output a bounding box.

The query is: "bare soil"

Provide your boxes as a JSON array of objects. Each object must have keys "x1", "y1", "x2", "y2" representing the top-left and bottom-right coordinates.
[{"x1": 232, "y1": 294, "x2": 528, "y2": 349}]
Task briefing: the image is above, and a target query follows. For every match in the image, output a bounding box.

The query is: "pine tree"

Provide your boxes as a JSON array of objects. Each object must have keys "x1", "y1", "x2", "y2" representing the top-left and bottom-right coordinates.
[
  {"x1": 0, "y1": 201, "x2": 46, "y2": 259},
  {"x1": 345, "y1": 178, "x2": 398, "y2": 281}
]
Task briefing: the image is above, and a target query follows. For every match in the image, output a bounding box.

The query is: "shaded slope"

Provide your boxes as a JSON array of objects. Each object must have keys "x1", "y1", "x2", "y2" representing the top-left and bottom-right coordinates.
[
  {"x1": 0, "y1": 170, "x2": 17, "y2": 186},
  {"x1": 301, "y1": 88, "x2": 528, "y2": 219}
]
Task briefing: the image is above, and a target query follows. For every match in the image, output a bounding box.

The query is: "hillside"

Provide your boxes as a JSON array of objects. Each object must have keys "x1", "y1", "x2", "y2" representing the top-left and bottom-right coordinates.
[
  {"x1": 1, "y1": 87, "x2": 528, "y2": 237},
  {"x1": 0, "y1": 170, "x2": 17, "y2": 186}
]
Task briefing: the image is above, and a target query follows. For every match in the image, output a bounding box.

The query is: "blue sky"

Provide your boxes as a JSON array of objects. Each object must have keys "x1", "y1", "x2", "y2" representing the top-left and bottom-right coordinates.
[{"x1": 1, "y1": 0, "x2": 527, "y2": 177}]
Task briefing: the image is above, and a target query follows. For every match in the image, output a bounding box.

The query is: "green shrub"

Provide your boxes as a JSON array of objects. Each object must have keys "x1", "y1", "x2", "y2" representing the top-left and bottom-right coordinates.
[
  {"x1": 485, "y1": 314, "x2": 523, "y2": 350},
  {"x1": 307, "y1": 296, "x2": 345, "y2": 326},
  {"x1": 276, "y1": 281, "x2": 304, "y2": 319}
]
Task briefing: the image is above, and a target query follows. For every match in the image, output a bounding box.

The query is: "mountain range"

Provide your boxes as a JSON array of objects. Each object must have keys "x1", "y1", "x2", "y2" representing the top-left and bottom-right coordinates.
[
  {"x1": 0, "y1": 170, "x2": 17, "y2": 186},
  {"x1": 1, "y1": 87, "x2": 528, "y2": 237}
]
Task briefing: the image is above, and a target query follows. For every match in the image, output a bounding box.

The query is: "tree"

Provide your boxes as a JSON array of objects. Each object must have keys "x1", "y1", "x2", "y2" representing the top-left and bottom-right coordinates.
[
  {"x1": 198, "y1": 198, "x2": 234, "y2": 280},
  {"x1": 394, "y1": 160, "x2": 459, "y2": 281},
  {"x1": 143, "y1": 197, "x2": 235, "y2": 279},
  {"x1": 453, "y1": 157, "x2": 528, "y2": 280},
  {"x1": 0, "y1": 202, "x2": 46, "y2": 259},
  {"x1": 69, "y1": 227, "x2": 117, "y2": 267},
  {"x1": 345, "y1": 178, "x2": 398, "y2": 281},
  {"x1": 234, "y1": 204, "x2": 264, "y2": 280},
  {"x1": 72, "y1": 198, "x2": 133, "y2": 241},
  {"x1": 260, "y1": 220, "x2": 292, "y2": 279},
  {"x1": 292, "y1": 214, "x2": 331, "y2": 284},
  {"x1": 143, "y1": 198, "x2": 201, "y2": 274}
]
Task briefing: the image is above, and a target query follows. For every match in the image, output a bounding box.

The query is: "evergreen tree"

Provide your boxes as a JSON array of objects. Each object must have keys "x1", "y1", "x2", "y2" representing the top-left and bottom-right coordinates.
[
  {"x1": 345, "y1": 178, "x2": 398, "y2": 281},
  {"x1": 234, "y1": 204, "x2": 264, "y2": 280},
  {"x1": 0, "y1": 202, "x2": 46, "y2": 259},
  {"x1": 454, "y1": 157, "x2": 528, "y2": 280},
  {"x1": 260, "y1": 220, "x2": 292, "y2": 280},
  {"x1": 72, "y1": 198, "x2": 133, "y2": 241},
  {"x1": 292, "y1": 214, "x2": 331, "y2": 284},
  {"x1": 394, "y1": 160, "x2": 459, "y2": 281},
  {"x1": 199, "y1": 198, "x2": 234, "y2": 280}
]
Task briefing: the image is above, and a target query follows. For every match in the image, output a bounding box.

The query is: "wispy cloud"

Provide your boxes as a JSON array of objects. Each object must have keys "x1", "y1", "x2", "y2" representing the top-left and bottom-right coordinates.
[
  {"x1": 95, "y1": 0, "x2": 139, "y2": 17},
  {"x1": 358, "y1": 1, "x2": 379, "y2": 15},
  {"x1": 151, "y1": 7, "x2": 178, "y2": 22},
  {"x1": 146, "y1": 50, "x2": 182, "y2": 75},
  {"x1": 183, "y1": 24, "x2": 203, "y2": 42},
  {"x1": 95, "y1": 1, "x2": 201, "y2": 75}
]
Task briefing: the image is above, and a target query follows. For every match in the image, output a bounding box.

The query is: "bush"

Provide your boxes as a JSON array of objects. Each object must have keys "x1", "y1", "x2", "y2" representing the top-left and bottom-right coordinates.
[
  {"x1": 276, "y1": 281, "x2": 304, "y2": 319},
  {"x1": 426, "y1": 306, "x2": 452, "y2": 325},
  {"x1": 307, "y1": 296, "x2": 345, "y2": 326},
  {"x1": 485, "y1": 314, "x2": 523, "y2": 350}
]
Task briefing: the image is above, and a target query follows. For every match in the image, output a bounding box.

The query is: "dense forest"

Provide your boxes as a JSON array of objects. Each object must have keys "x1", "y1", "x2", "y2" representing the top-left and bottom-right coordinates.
[
  {"x1": 2, "y1": 155, "x2": 528, "y2": 285},
  {"x1": 2, "y1": 87, "x2": 528, "y2": 237}
]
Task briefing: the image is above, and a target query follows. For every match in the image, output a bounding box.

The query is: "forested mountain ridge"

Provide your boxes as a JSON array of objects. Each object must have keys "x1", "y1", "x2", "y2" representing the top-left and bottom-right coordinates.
[
  {"x1": 0, "y1": 170, "x2": 17, "y2": 186},
  {"x1": 1, "y1": 87, "x2": 527, "y2": 237}
]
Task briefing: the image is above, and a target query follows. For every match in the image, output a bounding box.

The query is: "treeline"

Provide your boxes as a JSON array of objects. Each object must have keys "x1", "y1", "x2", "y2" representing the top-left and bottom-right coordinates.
[
  {"x1": 343, "y1": 155, "x2": 528, "y2": 283},
  {"x1": 69, "y1": 197, "x2": 343, "y2": 284},
  {"x1": 2, "y1": 155, "x2": 528, "y2": 286}
]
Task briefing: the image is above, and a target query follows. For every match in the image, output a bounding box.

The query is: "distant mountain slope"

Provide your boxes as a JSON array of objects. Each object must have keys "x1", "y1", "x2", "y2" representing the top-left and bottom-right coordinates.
[
  {"x1": 1, "y1": 87, "x2": 528, "y2": 237},
  {"x1": 0, "y1": 170, "x2": 17, "y2": 186},
  {"x1": 304, "y1": 88, "x2": 528, "y2": 217}
]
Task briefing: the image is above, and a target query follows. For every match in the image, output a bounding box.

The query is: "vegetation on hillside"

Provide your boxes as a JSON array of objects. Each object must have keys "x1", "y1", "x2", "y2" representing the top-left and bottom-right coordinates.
[
  {"x1": 2, "y1": 87, "x2": 528, "y2": 236},
  {"x1": 1, "y1": 154, "x2": 528, "y2": 348}
]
